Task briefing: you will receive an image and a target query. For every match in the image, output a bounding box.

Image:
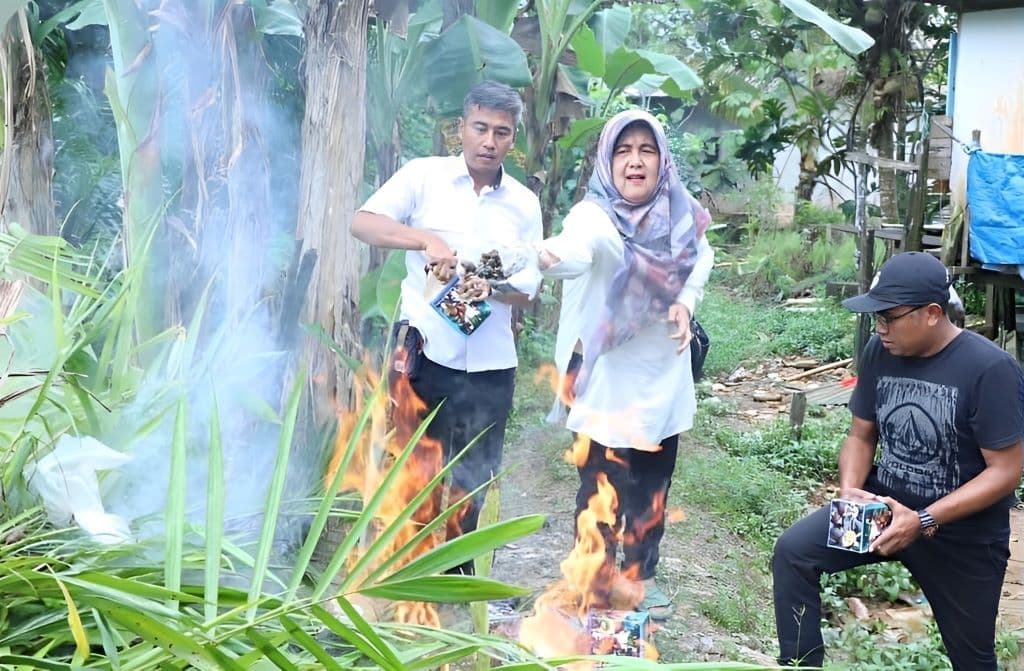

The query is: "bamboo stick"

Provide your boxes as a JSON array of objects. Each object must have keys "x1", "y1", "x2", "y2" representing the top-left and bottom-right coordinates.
[{"x1": 784, "y1": 357, "x2": 854, "y2": 382}]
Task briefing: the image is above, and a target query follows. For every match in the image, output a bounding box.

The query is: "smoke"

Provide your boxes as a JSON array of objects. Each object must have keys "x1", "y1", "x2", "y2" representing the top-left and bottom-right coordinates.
[{"x1": 52, "y1": 4, "x2": 313, "y2": 558}]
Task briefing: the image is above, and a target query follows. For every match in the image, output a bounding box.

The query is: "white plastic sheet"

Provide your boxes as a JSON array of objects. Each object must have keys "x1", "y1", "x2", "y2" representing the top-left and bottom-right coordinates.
[{"x1": 25, "y1": 435, "x2": 132, "y2": 544}]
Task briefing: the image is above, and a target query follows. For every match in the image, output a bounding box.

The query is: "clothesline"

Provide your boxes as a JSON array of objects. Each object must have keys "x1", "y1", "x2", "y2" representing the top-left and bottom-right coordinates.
[{"x1": 929, "y1": 116, "x2": 979, "y2": 154}]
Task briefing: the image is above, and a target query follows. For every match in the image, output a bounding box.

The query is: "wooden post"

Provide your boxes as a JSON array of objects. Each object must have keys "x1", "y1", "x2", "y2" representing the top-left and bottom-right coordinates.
[
  {"x1": 1016, "y1": 288, "x2": 1023, "y2": 364},
  {"x1": 984, "y1": 284, "x2": 997, "y2": 339},
  {"x1": 906, "y1": 134, "x2": 930, "y2": 252},
  {"x1": 854, "y1": 230, "x2": 875, "y2": 368},
  {"x1": 853, "y1": 158, "x2": 874, "y2": 369},
  {"x1": 789, "y1": 391, "x2": 807, "y2": 440},
  {"x1": 961, "y1": 130, "x2": 982, "y2": 268},
  {"x1": 961, "y1": 203, "x2": 971, "y2": 269}
]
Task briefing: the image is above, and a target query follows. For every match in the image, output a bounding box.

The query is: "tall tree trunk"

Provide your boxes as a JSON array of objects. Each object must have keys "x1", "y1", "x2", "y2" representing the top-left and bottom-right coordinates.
[
  {"x1": 0, "y1": 11, "x2": 56, "y2": 236},
  {"x1": 877, "y1": 120, "x2": 898, "y2": 226},
  {"x1": 796, "y1": 146, "x2": 818, "y2": 202},
  {"x1": 297, "y1": 0, "x2": 371, "y2": 423},
  {"x1": 171, "y1": 2, "x2": 276, "y2": 330}
]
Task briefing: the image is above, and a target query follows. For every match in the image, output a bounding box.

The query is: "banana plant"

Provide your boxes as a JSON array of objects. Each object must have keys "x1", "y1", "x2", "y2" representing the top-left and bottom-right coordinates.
[
  {"x1": 365, "y1": 0, "x2": 530, "y2": 186},
  {"x1": 543, "y1": 0, "x2": 873, "y2": 224}
]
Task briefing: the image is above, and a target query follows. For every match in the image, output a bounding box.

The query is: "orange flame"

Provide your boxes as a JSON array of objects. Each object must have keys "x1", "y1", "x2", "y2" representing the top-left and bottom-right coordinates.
[
  {"x1": 622, "y1": 490, "x2": 665, "y2": 551},
  {"x1": 564, "y1": 432, "x2": 592, "y2": 467},
  {"x1": 519, "y1": 467, "x2": 658, "y2": 662},
  {"x1": 666, "y1": 506, "x2": 687, "y2": 524},
  {"x1": 323, "y1": 356, "x2": 455, "y2": 626}
]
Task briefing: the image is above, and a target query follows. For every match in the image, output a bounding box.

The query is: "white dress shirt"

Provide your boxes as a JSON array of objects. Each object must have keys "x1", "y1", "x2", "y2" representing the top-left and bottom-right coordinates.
[
  {"x1": 541, "y1": 200, "x2": 715, "y2": 449},
  {"x1": 359, "y1": 155, "x2": 543, "y2": 372}
]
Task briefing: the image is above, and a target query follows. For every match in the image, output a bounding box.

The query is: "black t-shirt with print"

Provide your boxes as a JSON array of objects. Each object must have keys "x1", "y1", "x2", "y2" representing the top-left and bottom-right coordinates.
[{"x1": 850, "y1": 331, "x2": 1024, "y2": 542}]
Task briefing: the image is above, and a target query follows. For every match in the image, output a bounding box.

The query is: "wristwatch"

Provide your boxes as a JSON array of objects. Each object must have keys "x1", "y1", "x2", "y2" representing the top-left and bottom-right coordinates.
[{"x1": 917, "y1": 509, "x2": 939, "y2": 537}]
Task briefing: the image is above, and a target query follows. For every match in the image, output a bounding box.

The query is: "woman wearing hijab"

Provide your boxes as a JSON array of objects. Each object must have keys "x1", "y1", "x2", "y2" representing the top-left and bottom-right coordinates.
[{"x1": 537, "y1": 110, "x2": 714, "y2": 620}]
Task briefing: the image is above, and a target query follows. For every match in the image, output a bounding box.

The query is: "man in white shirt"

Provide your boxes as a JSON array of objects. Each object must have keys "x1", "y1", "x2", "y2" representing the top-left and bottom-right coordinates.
[{"x1": 352, "y1": 81, "x2": 543, "y2": 573}]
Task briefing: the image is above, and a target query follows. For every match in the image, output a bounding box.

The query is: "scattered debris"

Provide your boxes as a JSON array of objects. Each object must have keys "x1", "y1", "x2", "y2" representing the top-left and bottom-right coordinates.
[
  {"x1": 846, "y1": 597, "x2": 871, "y2": 620},
  {"x1": 2, "y1": 526, "x2": 25, "y2": 545},
  {"x1": 726, "y1": 366, "x2": 749, "y2": 383}
]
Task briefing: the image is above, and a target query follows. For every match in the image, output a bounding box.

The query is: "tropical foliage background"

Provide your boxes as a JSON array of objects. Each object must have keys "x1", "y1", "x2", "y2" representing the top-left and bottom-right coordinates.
[{"x1": 0, "y1": 0, "x2": 958, "y2": 667}]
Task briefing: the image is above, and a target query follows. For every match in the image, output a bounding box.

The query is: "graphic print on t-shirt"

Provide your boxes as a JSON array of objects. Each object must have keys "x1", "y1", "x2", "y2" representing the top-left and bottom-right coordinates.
[{"x1": 875, "y1": 376, "x2": 960, "y2": 500}]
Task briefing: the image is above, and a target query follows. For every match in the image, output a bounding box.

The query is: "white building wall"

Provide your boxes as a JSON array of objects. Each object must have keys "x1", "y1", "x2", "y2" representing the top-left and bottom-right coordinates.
[{"x1": 950, "y1": 7, "x2": 1024, "y2": 208}]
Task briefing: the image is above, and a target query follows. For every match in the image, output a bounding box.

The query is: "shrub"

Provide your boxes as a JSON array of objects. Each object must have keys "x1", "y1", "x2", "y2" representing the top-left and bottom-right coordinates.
[
  {"x1": 822, "y1": 561, "x2": 917, "y2": 603},
  {"x1": 714, "y1": 410, "x2": 848, "y2": 484},
  {"x1": 792, "y1": 200, "x2": 847, "y2": 230},
  {"x1": 767, "y1": 299, "x2": 856, "y2": 361}
]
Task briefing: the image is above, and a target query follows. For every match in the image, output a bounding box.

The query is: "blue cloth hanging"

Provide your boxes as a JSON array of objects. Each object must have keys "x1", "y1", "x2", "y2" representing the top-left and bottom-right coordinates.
[{"x1": 967, "y1": 150, "x2": 1024, "y2": 265}]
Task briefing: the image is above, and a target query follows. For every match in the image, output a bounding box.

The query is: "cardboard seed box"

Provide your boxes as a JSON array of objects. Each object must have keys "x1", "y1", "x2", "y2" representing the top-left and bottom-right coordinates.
[
  {"x1": 827, "y1": 498, "x2": 892, "y2": 553},
  {"x1": 588, "y1": 609, "x2": 649, "y2": 657}
]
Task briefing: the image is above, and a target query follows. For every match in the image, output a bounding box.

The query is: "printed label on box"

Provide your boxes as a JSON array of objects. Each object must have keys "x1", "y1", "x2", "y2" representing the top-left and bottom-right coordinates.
[
  {"x1": 826, "y1": 498, "x2": 892, "y2": 553},
  {"x1": 430, "y1": 276, "x2": 491, "y2": 335},
  {"x1": 588, "y1": 609, "x2": 649, "y2": 657}
]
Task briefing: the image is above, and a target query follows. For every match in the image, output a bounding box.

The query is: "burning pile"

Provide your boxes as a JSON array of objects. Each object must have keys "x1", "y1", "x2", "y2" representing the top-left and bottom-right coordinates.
[{"x1": 514, "y1": 434, "x2": 658, "y2": 662}]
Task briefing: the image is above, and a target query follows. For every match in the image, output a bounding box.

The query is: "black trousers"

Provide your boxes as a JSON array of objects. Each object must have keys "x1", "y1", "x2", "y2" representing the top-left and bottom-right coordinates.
[
  {"x1": 405, "y1": 354, "x2": 515, "y2": 553},
  {"x1": 575, "y1": 435, "x2": 679, "y2": 581},
  {"x1": 773, "y1": 505, "x2": 1009, "y2": 669}
]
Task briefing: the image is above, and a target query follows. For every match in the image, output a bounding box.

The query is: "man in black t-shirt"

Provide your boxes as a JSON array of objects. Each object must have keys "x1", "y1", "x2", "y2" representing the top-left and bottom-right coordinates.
[{"x1": 772, "y1": 252, "x2": 1024, "y2": 670}]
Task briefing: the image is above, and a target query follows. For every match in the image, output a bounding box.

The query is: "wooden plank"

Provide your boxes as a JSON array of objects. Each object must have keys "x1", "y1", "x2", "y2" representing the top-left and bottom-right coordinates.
[
  {"x1": 784, "y1": 358, "x2": 854, "y2": 382},
  {"x1": 977, "y1": 271, "x2": 1024, "y2": 290},
  {"x1": 961, "y1": 205, "x2": 971, "y2": 268},
  {"x1": 927, "y1": 154, "x2": 951, "y2": 180},
  {"x1": 931, "y1": 115, "x2": 954, "y2": 138},
  {"x1": 832, "y1": 224, "x2": 903, "y2": 241},
  {"x1": 831, "y1": 224, "x2": 942, "y2": 249},
  {"x1": 906, "y1": 136, "x2": 930, "y2": 251},
  {"x1": 797, "y1": 380, "x2": 855, "y2": 407},
  {"x1": 950, "y1": 265, "x2": 977, "y2": 275},
  {"x1": 846, "y1": 151, "x2": 919, "y2": 172}
]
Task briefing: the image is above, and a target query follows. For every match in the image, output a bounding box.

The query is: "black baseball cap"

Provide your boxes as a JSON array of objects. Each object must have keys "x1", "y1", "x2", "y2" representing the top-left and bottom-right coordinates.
[{"x1": 842, "y1": 252, "x2": 952, "y2": 313}]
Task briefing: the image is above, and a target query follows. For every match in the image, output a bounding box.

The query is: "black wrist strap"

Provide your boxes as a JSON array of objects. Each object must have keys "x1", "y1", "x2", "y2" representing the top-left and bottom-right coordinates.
[{"x1": 917, "y1": 509, "x2": 938, "y2": 537}]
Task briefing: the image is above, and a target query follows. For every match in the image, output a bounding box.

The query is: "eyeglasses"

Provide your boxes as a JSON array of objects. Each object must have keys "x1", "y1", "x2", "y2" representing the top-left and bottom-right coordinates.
[{"x1": 873, "y1": 304, "x2": 928, "y2": 327}]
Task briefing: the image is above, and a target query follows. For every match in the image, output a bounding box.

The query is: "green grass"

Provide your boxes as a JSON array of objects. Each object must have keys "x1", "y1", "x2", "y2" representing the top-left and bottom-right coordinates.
[
  {"x1": 699, "y1": 283, "x2": 855, "y2": 376},
  {"x1": 674, "y1": 447, "x2": 809, "y2": 552},
  {"x1": 698, "y1": 555, "x2": 776, "y2": 638},
  {"x1": 714, "y1": 409, "x2": 849, "y2": 484},
  {"x1": 765, "y1": 303, "x2": 856, "y2": 362},
  {"x1": 824, "y1": 619, "x2": 953, "y2": 670},
  {"x1": 698, "y1": 285, "x2": 777, "y2": 376}
]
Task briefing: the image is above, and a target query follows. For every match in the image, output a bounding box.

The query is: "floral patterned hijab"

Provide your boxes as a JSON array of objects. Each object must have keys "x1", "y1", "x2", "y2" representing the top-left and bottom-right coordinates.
[{"x1": 575, "y1": 109, "x2": 711, "y2": 393}]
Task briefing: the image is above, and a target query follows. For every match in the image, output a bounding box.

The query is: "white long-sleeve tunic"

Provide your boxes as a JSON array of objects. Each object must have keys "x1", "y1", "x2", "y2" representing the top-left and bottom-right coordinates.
[{"x1": 540, "y1": 200, "x2": 715, "y2": 450}]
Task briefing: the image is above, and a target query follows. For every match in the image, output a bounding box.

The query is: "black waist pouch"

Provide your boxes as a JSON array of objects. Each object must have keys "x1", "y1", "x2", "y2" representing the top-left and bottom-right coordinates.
[
  {"x1": 690, "y1": 318, "x2": 710, "y2": 381},
  {"x1": 390, "y1": 320, "x2": 425, "y2": 381}
]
